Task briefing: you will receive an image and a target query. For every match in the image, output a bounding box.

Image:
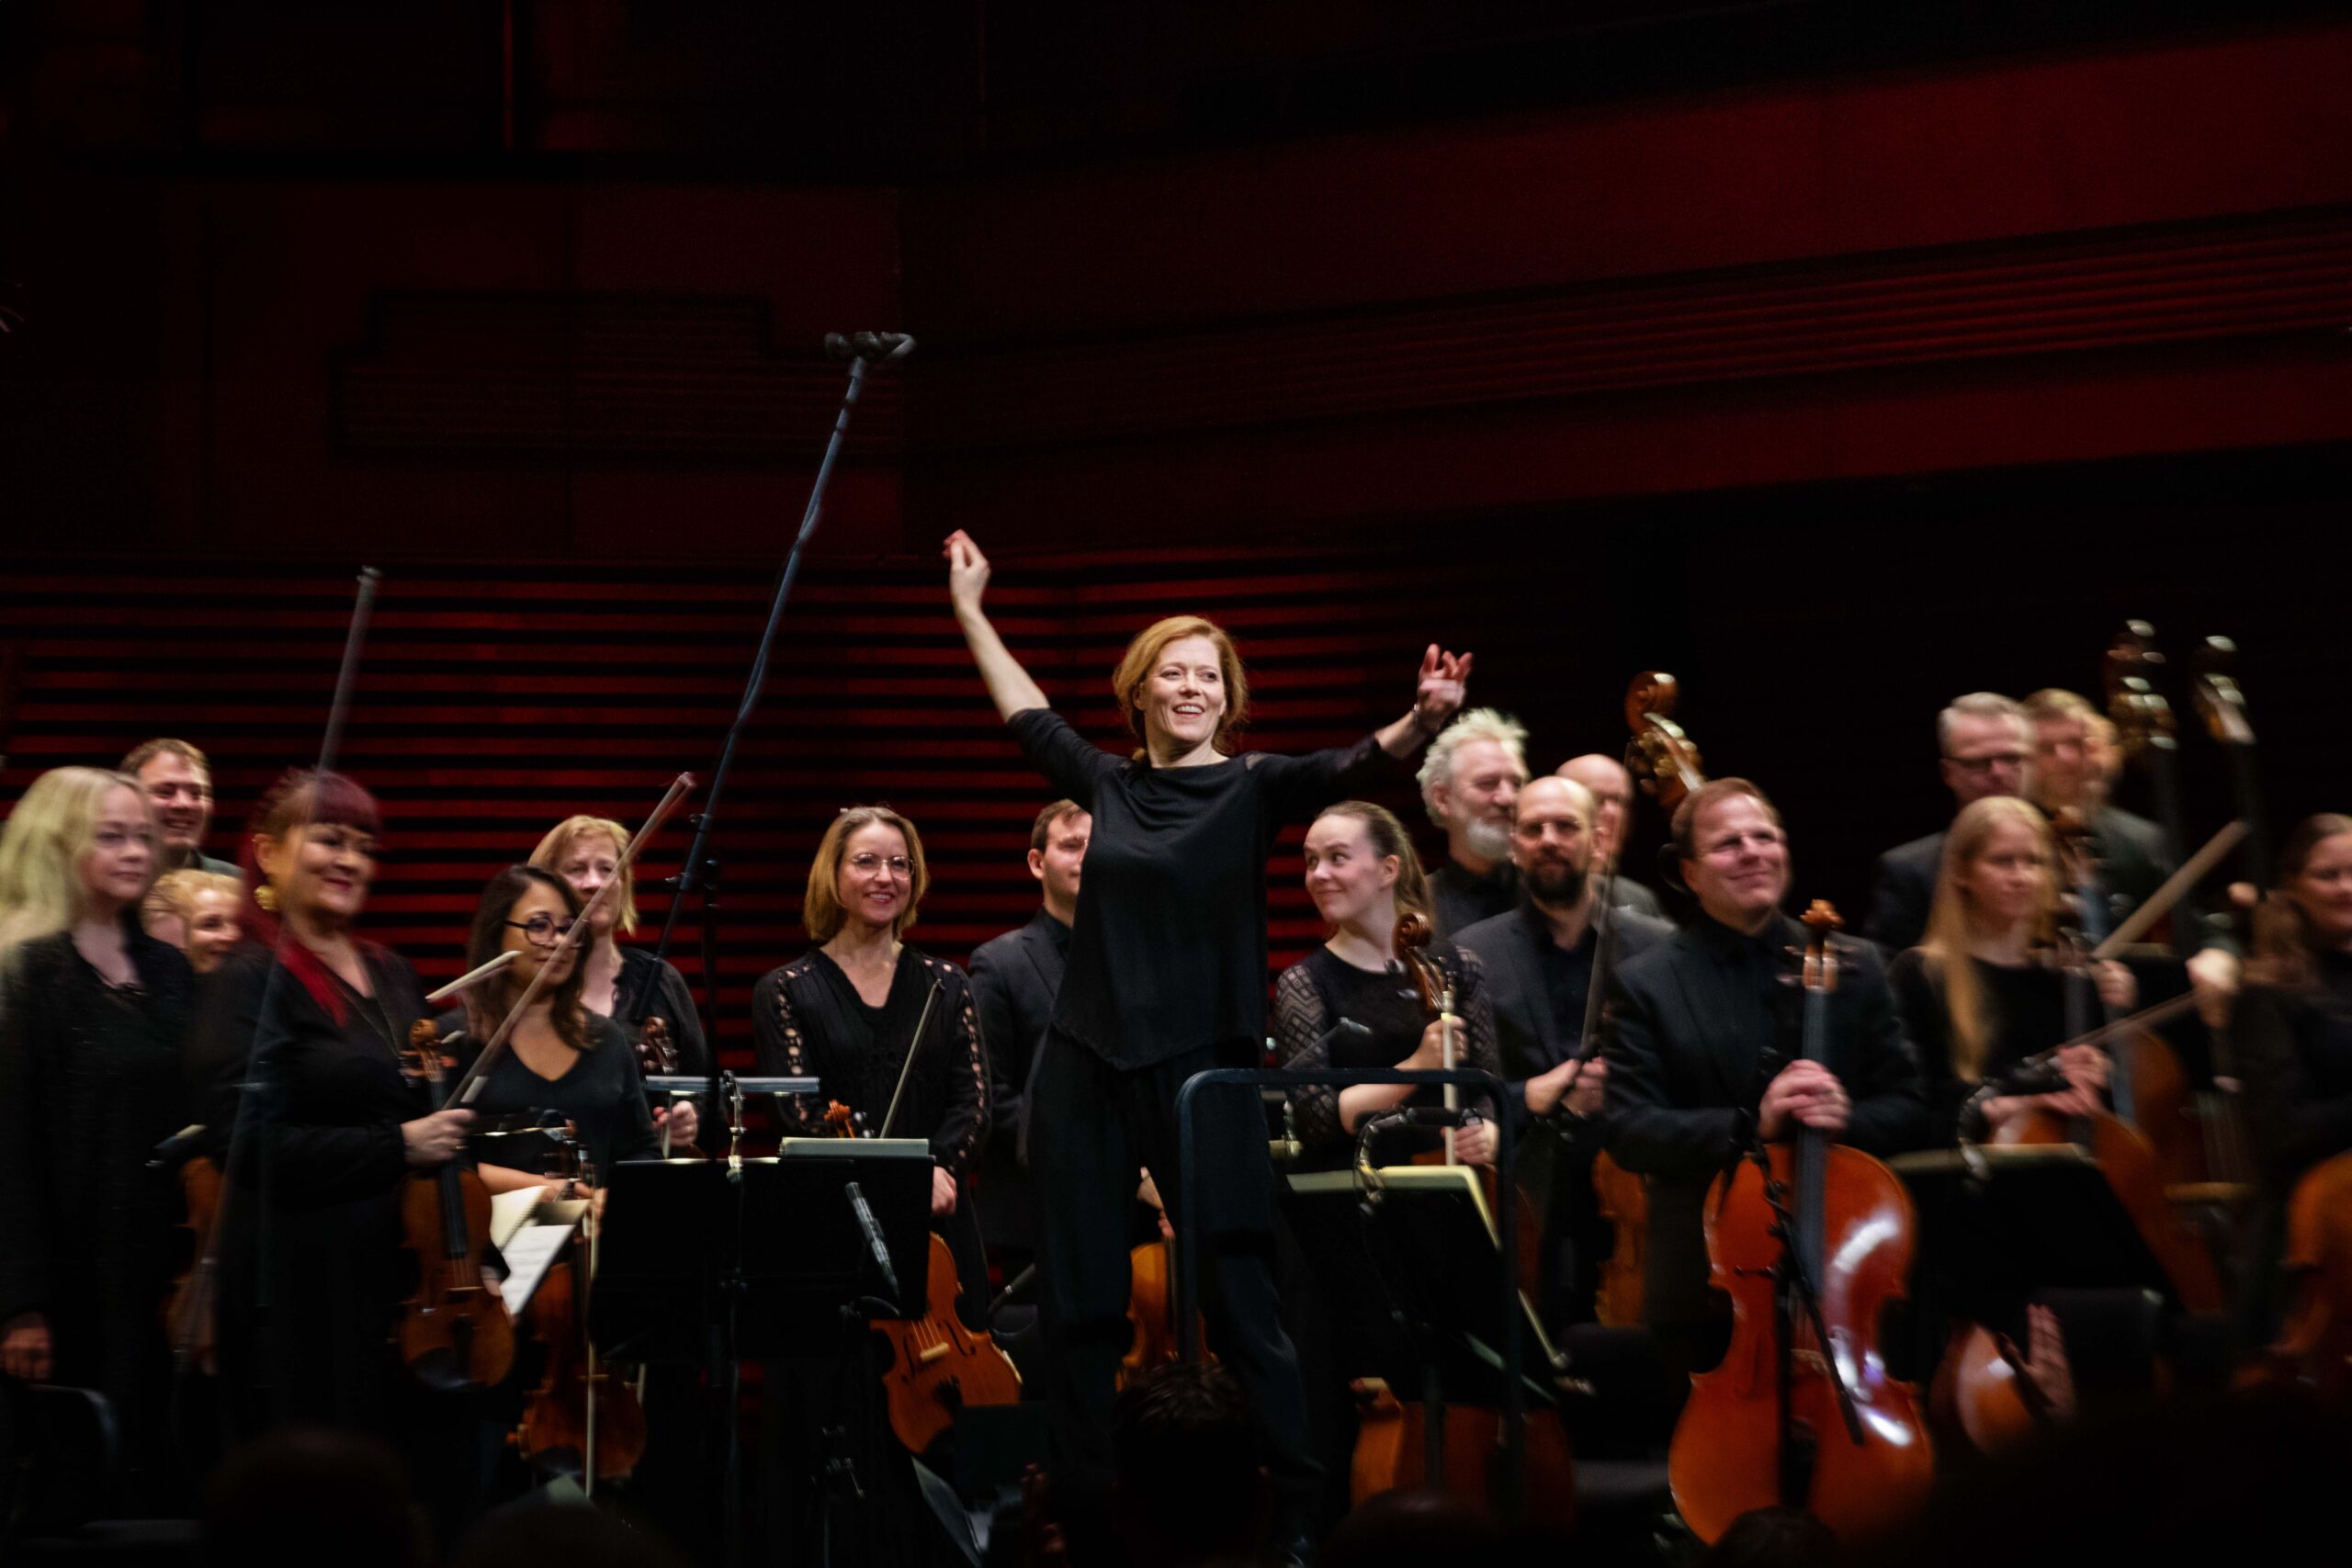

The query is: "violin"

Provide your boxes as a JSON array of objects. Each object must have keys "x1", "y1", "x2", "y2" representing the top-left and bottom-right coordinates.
[
  {"x1": 164, "y1": 1154, "x2": 223, "y2": 1376},
  {"x1": 809, "y1": 1094, "x2": 1023, "y2": 1450},
  {"x1": 396, "y1": 1019, "x2": 514, "y2": 1392},
  {"x1": 1668, "y1": 902, "x2": 1933, "y2": 1544},
  {"x1": 1120, "y1": 1234, "x2": 1213, "y2": 1390},
  {"x1": 515, "y1": 1125, "x2": 647, "y2": 1484}
]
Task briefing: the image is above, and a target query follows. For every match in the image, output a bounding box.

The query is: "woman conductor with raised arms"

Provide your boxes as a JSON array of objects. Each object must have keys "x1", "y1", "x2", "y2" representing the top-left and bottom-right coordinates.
[{"x1": 944, "y1": 530, "x2": 1470, "y2": 1551}]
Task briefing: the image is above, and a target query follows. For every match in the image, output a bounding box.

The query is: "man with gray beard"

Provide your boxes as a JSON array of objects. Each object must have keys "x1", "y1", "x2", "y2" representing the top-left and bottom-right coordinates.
[{"x1": 1417, "y1": 709, "x2": 1530, "y2": 939}]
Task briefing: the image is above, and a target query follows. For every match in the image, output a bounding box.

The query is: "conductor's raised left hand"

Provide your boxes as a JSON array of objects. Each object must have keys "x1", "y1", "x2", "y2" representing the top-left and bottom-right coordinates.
[{"x1": 1414, "y1": 644, "x2": 1473, "y2": 732}]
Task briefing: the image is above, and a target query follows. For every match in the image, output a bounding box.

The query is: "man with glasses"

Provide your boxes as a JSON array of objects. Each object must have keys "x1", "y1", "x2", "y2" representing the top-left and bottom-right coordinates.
[
  {"x1": 1604, "y1": 778, "x2": 1924, "y2": 1364},
  {"x1": 1860, "y1": 694, "x2": 2032, "y2": 953},
  {"x1": 121, "y1": 738, "x2": 236, "y2": 875},
  {"x1": 1555, "y1": 752, "x2": 1668, "y2": 918}
]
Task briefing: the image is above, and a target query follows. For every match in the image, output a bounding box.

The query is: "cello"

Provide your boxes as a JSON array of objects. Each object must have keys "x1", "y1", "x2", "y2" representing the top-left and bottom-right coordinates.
[{"x1": 1668, "y1": 902, "x2": 1933, "y2": 1544}]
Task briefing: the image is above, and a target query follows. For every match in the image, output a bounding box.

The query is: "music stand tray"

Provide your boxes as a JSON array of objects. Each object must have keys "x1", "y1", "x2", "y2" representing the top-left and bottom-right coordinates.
[
  {"x1": 1283, "y1": 1165, "x2": 1560, "y2": 1407},
  {"x1": 592, "y1": 1142, "x2": 933, "y2": 1362}
]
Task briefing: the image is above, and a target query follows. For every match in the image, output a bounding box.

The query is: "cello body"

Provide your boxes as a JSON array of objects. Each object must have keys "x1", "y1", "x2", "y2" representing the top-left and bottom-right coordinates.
[
  {"x1": 2265, "y1": 1149, "x2": 2352, "y2": 1397},
  {"x1": 1590, "y1": 1153, "x2": 1648, "y2": 1328},
  {"x1": 1668, "y1": 1142, "x2": 1933, "y2": 1543},
  {"x1": 1349, "y1": 1379, "x2": 1577, "y2": 1531}
]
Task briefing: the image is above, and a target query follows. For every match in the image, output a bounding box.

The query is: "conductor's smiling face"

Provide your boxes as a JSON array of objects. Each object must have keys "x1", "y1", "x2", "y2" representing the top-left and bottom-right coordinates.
[{"x1": 1140, "y1": 635, "x2": 1227, "y2": 752}]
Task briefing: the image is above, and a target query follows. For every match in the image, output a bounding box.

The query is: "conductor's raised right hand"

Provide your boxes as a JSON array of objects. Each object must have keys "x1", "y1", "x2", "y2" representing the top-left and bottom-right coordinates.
[
  {"x1": 402, "y1": 1107, "x2": 474, "y2": 1168},
  {"x1": 944, "y1": 530, "x2": 991, "y2": 615}
]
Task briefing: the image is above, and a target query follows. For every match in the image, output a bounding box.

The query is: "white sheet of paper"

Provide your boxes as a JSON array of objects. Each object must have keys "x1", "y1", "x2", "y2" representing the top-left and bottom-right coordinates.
[{"x1": 499, "y1": 1223, "x2": 576, "y2": 1318}]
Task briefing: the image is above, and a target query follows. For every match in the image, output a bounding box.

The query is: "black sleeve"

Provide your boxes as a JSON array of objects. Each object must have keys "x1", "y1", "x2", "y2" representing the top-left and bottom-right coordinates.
[
  {"x1": 1602, "y1": 965, "x2": 1745, "y2": 1179},
  {"x1": 601, "y1": 1021, "x2": 662, "y2": 1164},
  {"x1": 930, "y1": 968, "x2": 989, "y2": 1179},
  {"x1": 967, "y1": 940, "x2": 1028, "y2": 1141},
  {"x1": 1251, "y1": 734, "x2": 1397, "y2": 827},
  {"x1": 1838, "y1": 948, "x2": 1930, "y2": 1158},
  {"x1": 653, "y1": 961, "x2": 709, "y2": 1077},
  {"x1": 750, "y1": 967, "x2": 821, "y2": 1136},
  {"x1": 1272, "y1": 964, "x2": 1344, "y2": 1152},
  {"x1": 1886, "y1": 948, "x2": 1965, "y2": 1144},
  {"x1": 191, "y1": 954, "x2": 410, "y2": 1201},
  {"x1": 1861, "y1": 852, "x2": 1917, "y2": 953},
  {"x1": 2235, "y1": 985, "x2": 2352, "y2": 1187},
  {"x1": 1008, "y1": 708, "x2": 1120, "y2": 810},
  {"x1": 0, "y1": 956, "x2": 57, "y2": 1325},
  {"x1": 1449, "y1": 947, "x2": 1504, "y2": 1126}
]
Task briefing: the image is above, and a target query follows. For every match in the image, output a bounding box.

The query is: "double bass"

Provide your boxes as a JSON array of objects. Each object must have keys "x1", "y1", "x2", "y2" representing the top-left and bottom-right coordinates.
[
  {"x1": 1668, "y1": 902, "x2": 1933, "y2": 1544},
  {"x1": 1594, "y1": 671, "x2": 1713, "y2": 1326}
]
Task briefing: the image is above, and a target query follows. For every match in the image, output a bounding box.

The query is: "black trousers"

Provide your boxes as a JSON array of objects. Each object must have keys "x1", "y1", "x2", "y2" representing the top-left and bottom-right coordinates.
[{"x1": 1027, "y1": 1029, "x2": 1319, "y2": 1511}]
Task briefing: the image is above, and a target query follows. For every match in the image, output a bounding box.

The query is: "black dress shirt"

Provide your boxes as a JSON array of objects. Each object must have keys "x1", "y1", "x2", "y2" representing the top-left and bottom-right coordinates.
[{"x1": 1429, "y1": 858, "x2": 1520, "y2": 942}]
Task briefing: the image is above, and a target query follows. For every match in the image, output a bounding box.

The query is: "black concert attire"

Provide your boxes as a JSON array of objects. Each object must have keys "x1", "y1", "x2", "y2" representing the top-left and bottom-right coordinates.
[
  {"x1": 189, "y1": 942, "x2": 481, "y2": 1533},
  {"x1": 1885, "y1": 950, "x2": 2073, "y2": 1145},
  {"x1": 967, "y1": 908, "x2": 1069, "y2": 1266},
  {"x1": 1610, "y1": 875, "x2": 1668, "y2": 920},
  {"x1": 0, "y1": 923, "x2": 196, "y2": 1509},
  {"x1": 1428, "y1": 857, "x2": 1517, "y2": 941},
  {"x1": 1455, "y1": 898, "x2": 1673, "y2": 1326},
  {"x1": 1271, "y1": 941, "x2": 1501, "y2": 1168},
  {"x1": 2235, "y1": 953, "x2": 2352, "y2": 1193},
  {"x1": 1603, "y1": 912, "x2": 1927, "y2": 1360},
  {"x1": 1863, "y1": 831, "x2": 1946, "y2": 954},
  {"x1": 1007, "y1": 705, "x2": 1394, "y2": 1528},
  {"x1": 610, "y1": 944, "x2": 708, "y2": 1077},
  {"x1": 432, "y1": 1010, "x2": 661, "y2": 1176},
  {"x1": 746, "y1": 946, "x2": 988, "y2": 1568},
  {"x1": 751, "y1": 947, "x2": 990, "y2": 1320}
]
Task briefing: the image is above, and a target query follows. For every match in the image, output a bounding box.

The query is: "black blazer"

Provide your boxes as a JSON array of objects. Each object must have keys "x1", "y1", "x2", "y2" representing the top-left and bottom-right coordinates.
[
  {"x1": 1862, "y1": 830, "x2": 1945, "y2": 954},
  {"x1": 1603, "y1": 912, "x2": 1926, "y2": 1326},
  {"x1": 1453, "y1": 901, "x2": 1672, "y2": 1219},
  {"x1": 968, "y1": 909, "x2": 1067, "y2": 1158}
]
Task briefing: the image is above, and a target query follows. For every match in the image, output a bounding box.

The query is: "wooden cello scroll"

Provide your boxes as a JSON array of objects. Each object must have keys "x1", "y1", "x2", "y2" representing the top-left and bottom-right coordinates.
[{"x1": 1668, "y1": 901, "x2": 1933, "y2": 1545}]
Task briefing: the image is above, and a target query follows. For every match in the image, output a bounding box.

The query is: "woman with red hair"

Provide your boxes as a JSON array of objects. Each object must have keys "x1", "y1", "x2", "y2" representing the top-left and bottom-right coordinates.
[
  {"x1": 188, "y1": 772, "x2": 476, "y2": 1506},
  {"x1": 944, "y1": 530, "x2": 1469, "y2": 1549}
]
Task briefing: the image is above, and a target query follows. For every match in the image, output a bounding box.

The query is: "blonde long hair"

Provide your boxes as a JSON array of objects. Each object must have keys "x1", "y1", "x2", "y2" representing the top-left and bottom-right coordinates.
[
  {"x1": 804, "y1": 806, "x2": 930, "y2": 942},
  {"x1": 0, "y1": 767, "x2": 155, "y2": 959},
  {"x1": 1919, "y1": 795, "x2": 2064, "y2": 1081}
]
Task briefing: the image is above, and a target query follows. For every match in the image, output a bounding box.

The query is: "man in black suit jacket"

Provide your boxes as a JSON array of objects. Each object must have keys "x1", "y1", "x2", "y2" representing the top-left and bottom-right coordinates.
[
  {"x1": 1605, "y1": 779, "x2": 1925, "y2": 1364},
  {"x1": 1861, "y1": 693, "x2": 2031, "y2": 953},
  {"x1": 2026, "y1": 689, "x2": 2240, "y2": 1022},
  {"x1": 967, "y1": 800, "x2": 1090, "y2": 1269},
  {"x1": 1456, "y1": 775, "x2": 1673, "y2": 1326}
]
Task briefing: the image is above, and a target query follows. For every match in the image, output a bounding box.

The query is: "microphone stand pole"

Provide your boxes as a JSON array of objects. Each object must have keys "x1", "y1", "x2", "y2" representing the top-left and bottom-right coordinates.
[{"x1": 648, "y1": 331, "x2": 910, "y2": 1568}]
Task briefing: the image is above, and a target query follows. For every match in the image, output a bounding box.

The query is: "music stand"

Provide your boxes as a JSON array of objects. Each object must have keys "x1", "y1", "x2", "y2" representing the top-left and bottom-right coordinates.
[
  {"x1": 1887, "y1": 1145, "x2": 2181, "y2": 1336},
  {"x1": 591, "y1": 1141, "x2": 931, "y2": 1568},
  {"x1": 1283, "y1": 1165, "x2": 1562, "y2": 1488}
]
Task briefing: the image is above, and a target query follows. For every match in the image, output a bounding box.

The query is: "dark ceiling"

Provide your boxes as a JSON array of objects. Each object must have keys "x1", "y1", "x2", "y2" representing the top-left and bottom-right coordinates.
[{"x1": 4, "y1": 0, "x2": 2339, "y2": 179}]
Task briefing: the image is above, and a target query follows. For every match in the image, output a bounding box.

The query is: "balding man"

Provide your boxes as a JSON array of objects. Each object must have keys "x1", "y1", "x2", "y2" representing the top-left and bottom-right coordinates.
[
  {"x1": 1861, "y1": 694, "x2": 2032, "y2": 953},
  {"x1": 1555, "y1": 754, "x2": 1668, "y2": 919},
  {"x1": 1454, "y1": 775, "x2": 1672, "y2": 1325},
  {"x1": 1418, "y1": 709, "x2": 1532, "y2": 938}
]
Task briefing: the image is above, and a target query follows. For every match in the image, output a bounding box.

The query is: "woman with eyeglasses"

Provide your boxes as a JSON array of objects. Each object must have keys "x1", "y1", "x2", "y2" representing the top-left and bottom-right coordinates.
[
  {"x1": 435, "y1": 865, "x2": 694, "y2": 1189},
  {"x1": 752, "y1": 807, "x2": 989, "y2": 1312}
]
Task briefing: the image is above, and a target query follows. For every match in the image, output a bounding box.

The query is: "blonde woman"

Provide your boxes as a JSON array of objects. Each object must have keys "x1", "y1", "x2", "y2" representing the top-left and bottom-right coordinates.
[
  {"x1": 1885, "y1": 795, "x2": 2133, "y2": 1143},
  {"x1": 142, "y1": 867, "x2": 243, "y2": 975},
  {"x1": 1272, "y1": 800, "x2": 1499, "y2": 1168},
  {"x1": 531, "y1": 815, "x2": 707, "y2": 1075},
  {"x1": 0, "y1": 767, "x2": 196, "y2": 1506},
  {"x1": 944, "y1": 528, "x2": 1468, "y2": 1543}
]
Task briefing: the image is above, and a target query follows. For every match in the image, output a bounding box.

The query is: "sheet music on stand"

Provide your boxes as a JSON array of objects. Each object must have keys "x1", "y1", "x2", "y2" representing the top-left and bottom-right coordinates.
[{"x1": 487, "y1": 1188, "x2": 588, "y2": 1319}]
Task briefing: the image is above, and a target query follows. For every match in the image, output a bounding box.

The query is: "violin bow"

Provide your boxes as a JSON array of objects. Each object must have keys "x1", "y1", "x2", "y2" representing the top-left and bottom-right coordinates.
[
  {"x1": 878, "y1": 976, "x2": 947, "y2": 1140},
  {"x1": 447, "y1": 772, "x2": 696, "y2": 1107},
  {"x1": 178, "y1": 567, "x2": 384, "y2": 1374}
]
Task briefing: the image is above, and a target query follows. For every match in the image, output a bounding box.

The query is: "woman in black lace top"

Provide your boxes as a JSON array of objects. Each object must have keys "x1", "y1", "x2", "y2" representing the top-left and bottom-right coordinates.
[
  {"x1": 0, "y1": 767, "x2": 196, "y2": 1509},
  {"x1": 1272, "y1": 801, "x2": 1499, "y2": 1169},
  {"x1": 751, "y1": 807, "x2": 989, "y2": 1316}
]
